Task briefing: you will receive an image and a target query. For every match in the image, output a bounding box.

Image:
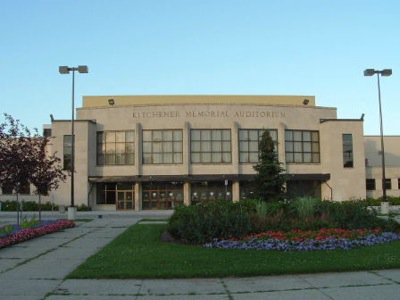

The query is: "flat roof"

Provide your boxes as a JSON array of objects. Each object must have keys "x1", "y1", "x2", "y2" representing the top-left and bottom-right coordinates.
[{"x1": 82, "y1": 95, "x2": 316, "y2": 108}]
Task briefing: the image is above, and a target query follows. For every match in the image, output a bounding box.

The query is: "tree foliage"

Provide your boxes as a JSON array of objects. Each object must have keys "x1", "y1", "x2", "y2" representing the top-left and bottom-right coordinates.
[
  {"x1": 29, "y1": 137, "x2": 66, "y2": 196},
  {"x1": 0, "y1": 114, "x2": 38, "y2": 194},
  {"x1": 0, "y1": 113, "x2": 65, "y2": 199},
  {"x1": 253, "y1": 130, "x2": 287, "y2": 201}
]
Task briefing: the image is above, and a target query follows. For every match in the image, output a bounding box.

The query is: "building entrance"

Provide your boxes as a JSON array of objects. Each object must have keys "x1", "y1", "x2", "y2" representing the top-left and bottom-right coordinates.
[
  {"x1": 142, "y1": 182, "x2": 183, "y2": 210},
  {"x1": 117, "y1": 190, "x2": 134, "y2": 210},
  {"x1": 96, "y1": 182, "x2": 135, "y2": 210},
  {"x1": 191, "y1": 181, "x2": 232, "y2": 205}
]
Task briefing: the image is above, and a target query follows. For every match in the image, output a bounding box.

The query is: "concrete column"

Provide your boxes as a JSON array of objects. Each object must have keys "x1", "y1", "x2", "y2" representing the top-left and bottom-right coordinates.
[
  {"x1": 134, "y1": 123, "x2": 142, "y2": 211},
  {"x1": 135, "y1": 182, "x2": 141, "y2": 211},
  {"x1": 232, "y1": 181, "x2": 240, "y2": 202},
  {"x1": 184, "y1": 182, "x2": 191, "y2": 206},
  {"x1": 232, "y1": 122, "x2": 240, "y2": 174},
  {"x1": 277, "y1": 122, "x2": 286, "y2": 169},
  {"x1": 183, "y1": 122, "x2": 191, "y2": 175},
  {"x1": 135, "y1": 123, "x2": 142, "y2": 176}
]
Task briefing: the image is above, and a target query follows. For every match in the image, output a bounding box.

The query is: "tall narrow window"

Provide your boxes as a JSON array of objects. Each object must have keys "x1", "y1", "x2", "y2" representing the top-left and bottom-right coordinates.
[
  {"x1": 285, "y1": 130, "x2": 320, "y2": 163},
  {"x1": 385, "y1": 179, "x2": 392, "y2": 190},
  {"x1": 343, "y1": 134, "x2": 353, "y2": 168},
  {"x1": 239, "y1": 129, "x2": 278, "y2": 163},
  {"x1": 191, "y1": 129, "x2": 231, "y2": 163},
  {"x1": 97, "y1": 131, "x2": 135, "y2": 165},
  {"x1": 63, "y1": 135, "x2": 72, "y2": 170}
]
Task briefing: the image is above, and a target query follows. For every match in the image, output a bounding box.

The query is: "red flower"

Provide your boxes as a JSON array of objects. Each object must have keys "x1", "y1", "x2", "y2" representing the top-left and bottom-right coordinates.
[
  {"x1": 237, "y1": 227, "x2": 383, "y2": 242},
  {"x1": 0, "y1": 220, "x2": 75, "y2": 249}
]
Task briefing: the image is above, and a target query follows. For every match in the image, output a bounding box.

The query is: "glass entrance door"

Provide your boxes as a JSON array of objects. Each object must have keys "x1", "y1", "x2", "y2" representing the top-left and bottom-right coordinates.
[{"x1": 117, "y1": 191, "x2": 134, "y2": 210}]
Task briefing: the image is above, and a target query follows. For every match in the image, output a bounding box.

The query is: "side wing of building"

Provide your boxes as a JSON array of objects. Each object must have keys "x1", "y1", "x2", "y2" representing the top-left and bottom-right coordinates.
[{"x1": 364, "y1": 136, "x2": 400, "y2": 198}]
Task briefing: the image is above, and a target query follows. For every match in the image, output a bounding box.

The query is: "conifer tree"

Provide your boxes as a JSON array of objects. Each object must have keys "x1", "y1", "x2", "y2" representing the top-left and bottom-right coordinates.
[{"x1": 253, "y1": 130, "x2": 287, "y2": 201}]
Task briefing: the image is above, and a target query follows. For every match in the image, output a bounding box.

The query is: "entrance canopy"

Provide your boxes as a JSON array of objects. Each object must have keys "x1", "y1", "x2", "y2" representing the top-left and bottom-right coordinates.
[{"x1": 89, "y1": 173, "x2": 330, "y2": 183}]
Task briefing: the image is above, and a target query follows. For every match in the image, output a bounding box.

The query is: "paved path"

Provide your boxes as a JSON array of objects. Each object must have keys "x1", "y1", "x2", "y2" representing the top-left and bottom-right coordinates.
[{"x1": 0, "y1": 212, "x2": 400, "y2": 300}]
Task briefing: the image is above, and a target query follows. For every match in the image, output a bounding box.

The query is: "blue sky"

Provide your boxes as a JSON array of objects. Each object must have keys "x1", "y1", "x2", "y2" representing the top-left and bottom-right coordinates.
[{"x1": 1, "y1": 0, "x2": 399, "y2": 134}]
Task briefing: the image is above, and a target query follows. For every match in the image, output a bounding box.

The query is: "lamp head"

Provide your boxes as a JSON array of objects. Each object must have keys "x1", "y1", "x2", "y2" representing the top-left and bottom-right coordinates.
[
  {"x1": 364, "y1": 68, "x2": 392, "y2": 77},
  {"x1": 303, "y1": 98, "x2": 309, "y2": 105},
  {"x1": 363, "y1": 69, "x2": 376, "y2": 76},
  {"x1": 59, "y1": 66, "x2": 70, "y2": 74},
  {"x1": 78, "y1": 65, "x2": 89, "y2": 73},
  {"x1": 381, "y1": 69, "x2": 392, "y2": 76}
]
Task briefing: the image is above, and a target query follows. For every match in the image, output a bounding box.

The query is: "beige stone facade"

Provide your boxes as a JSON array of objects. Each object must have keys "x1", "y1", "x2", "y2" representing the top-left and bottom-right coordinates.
[
  {"x1": 3, "y1": 95, "x2": 391, "y2": 210},
  {"x1": 365, "y1": 136, "x2": 400, "y2": 198}
]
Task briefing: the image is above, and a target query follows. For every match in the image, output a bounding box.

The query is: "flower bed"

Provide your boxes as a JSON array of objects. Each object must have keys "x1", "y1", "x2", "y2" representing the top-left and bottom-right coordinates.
[
  {"x1": 0, "y1": 219, "x2": 75, "y2": 249},
  {"x1": 204, "y1": 228, "x2": 400, "y2": 251}
]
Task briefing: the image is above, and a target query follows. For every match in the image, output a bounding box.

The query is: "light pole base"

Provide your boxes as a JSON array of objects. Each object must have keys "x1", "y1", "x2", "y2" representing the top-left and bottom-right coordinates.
[
  {"x1": 67, "y1": 206, "x2": 77, "y2": 220},
  {"x1": 380, "y1": 201, "x2": 390, "y2": 215}
]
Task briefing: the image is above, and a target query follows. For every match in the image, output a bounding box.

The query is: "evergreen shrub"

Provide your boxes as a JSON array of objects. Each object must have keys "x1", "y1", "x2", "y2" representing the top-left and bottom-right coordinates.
[
  {"x1": 167, "y1": 198, "x2": 400, "y2": 244},
  {"x1": 168, "y1": 200, "x2": 255, "y2": 244},
  {"x1": 77, "y1": 204, "x2": 91, "y2": 211},
  {"x1": 0, "y1": 200, "x2": 58, "y2": 211},
  {"x1": 365, "y1": 197, "x2": 400, "y2": 206}
]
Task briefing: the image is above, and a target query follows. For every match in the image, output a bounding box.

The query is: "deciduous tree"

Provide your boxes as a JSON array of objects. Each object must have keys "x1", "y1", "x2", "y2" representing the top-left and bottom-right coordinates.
[
  {"x1": 0, "y1": 114, "x2": 38, "y2": 223},
  {"x1": 30, "y1": 136, "x2": 66, "y2": 221},
  {"x1": 0, "y1": 114, "x2": 65, "y2": 222}
]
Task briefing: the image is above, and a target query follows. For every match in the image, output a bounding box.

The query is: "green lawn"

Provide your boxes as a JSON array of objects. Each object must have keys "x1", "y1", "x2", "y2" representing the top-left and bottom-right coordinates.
[{"x1": 68, "y1": 224, "x2": 400, "y2": 279}]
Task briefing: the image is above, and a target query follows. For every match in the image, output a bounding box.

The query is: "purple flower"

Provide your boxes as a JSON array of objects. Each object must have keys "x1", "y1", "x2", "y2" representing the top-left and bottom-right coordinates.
[{"x1": 204, "y1": 232, "x2": 400, "y2": 251}]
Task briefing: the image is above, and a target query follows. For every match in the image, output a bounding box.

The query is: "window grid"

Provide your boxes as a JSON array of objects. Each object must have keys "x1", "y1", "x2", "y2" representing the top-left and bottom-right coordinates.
[
  {"x1": 191, "y1": 129, "x2": 231, "y2": 163},
  {"x1": 239, "y1": 129, "x2": 278, "y2": 163},
  {"x1": 142, "y1": 130, "x2": 183, "y2": 164},
  {"x1": 97, "y1": 131, "x2": 135, "y2": 165},
  {"x1": 285, "y1": 130, "x2": 320, "y2": 163}
]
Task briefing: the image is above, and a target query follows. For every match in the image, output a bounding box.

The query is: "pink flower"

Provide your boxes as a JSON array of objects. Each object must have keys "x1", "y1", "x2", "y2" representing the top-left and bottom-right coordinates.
[{"x1": 0, "y1": 219, "x2": 75, "y2": 249}]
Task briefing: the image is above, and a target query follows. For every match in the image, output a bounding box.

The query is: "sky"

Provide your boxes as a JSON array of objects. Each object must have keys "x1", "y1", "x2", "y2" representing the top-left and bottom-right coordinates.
[{"x1": 0, "y1": 0, "x2": 399, "y2": 135}]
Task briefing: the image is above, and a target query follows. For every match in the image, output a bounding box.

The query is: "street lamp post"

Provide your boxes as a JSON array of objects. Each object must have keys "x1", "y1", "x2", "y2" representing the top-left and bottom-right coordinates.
[
  {"x1": 59, "y1": 65, "x2": 88, "y2": 220},
  {"x1": 363, "y1": 68, "x2": 392, "y2": 213}
]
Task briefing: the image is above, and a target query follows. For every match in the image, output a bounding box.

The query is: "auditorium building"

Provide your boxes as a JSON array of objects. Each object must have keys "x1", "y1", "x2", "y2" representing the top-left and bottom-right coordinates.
[{"x1": 1, "y1": 95, "x2": 399, "y2": 210}]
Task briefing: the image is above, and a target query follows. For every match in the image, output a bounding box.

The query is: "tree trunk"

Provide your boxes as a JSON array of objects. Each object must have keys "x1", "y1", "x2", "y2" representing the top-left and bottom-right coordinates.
[
  {"x1": 38, "y1": 194, "x2": 42, "y2": 222},
  {"x1": 16, "y1": 192, "x2": 20, "y2": 226}
]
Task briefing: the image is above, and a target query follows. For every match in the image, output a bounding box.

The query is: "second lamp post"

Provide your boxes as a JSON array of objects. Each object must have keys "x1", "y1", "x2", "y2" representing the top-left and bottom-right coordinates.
[
  {"x1": 59, "y1": 65, "x2": 89, "y2": 220},
  {"x1": 363, "y1": 68, "x2": 392, "y2": 211}
]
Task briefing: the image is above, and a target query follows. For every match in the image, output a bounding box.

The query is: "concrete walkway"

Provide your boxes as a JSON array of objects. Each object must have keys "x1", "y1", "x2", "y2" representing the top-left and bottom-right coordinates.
[{"x1": 0, "y1": 212, "x2": 399, "y2": 300}]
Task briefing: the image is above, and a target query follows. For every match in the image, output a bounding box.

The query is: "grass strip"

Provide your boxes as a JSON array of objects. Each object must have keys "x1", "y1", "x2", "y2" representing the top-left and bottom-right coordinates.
[
  {"x1": 68, "y1": 224, "x2": 400, "y2": 279},
  {"x1": 138, "y1": 218, "x2": 169, "y2": 222}
]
